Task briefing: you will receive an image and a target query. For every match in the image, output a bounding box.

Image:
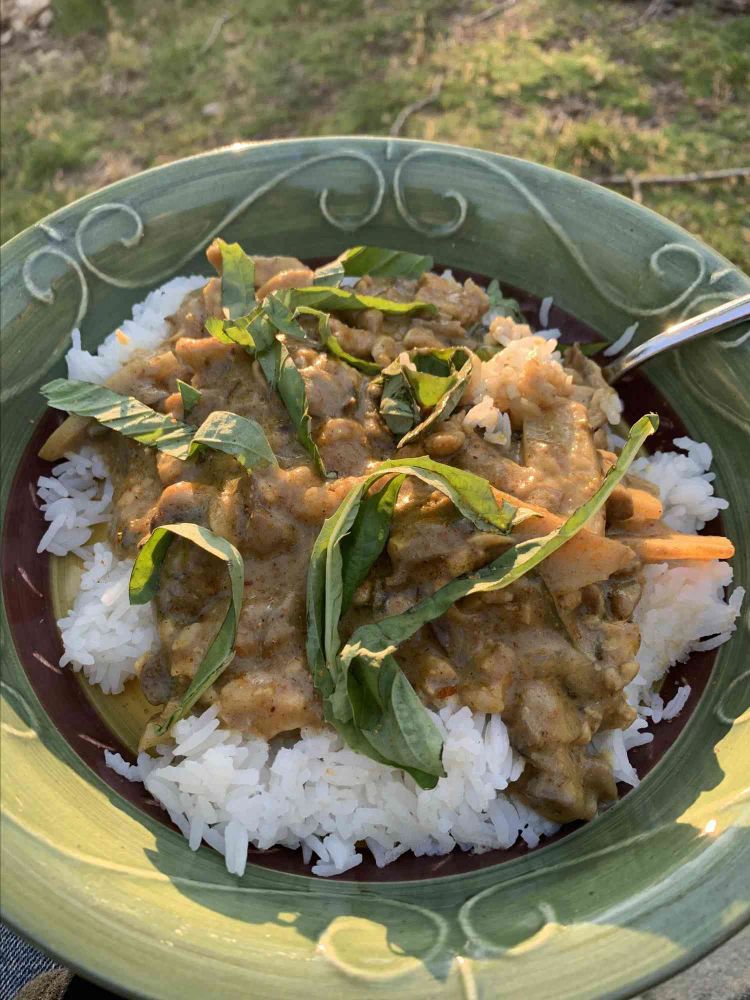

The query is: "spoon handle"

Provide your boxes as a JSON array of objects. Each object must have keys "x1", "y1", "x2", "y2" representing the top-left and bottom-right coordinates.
[{"x1": 603, "y1": 293, "x2": 750, "y2": 385}]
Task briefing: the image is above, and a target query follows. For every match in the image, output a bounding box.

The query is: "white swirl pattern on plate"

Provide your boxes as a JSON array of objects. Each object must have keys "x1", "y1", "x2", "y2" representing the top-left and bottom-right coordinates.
[{"x1": 10, "y1": 142, "x2": 747, "y2": 405}]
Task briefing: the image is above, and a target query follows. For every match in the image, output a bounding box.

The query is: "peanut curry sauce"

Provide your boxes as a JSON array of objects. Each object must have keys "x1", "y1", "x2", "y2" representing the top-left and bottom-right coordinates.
[{"x1": 49, "y1": 255, "x2": 654, "y2": 825}]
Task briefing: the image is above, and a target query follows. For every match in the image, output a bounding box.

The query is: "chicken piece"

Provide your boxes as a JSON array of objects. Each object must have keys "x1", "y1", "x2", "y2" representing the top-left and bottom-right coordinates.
[
  {"x1": 316, "y1": 417, "x2": 374, "y2": 476},
  {"x1": 522, "y1": 399, "x2": 605, "y2": 533},
  {"x1": 387, "y1": 490, "x2": 513, "y2": 588},
  {"x1": 174, "y1": 335, "x2": 235, "y2": 372},
  {"x1": 251, "y1": 255, "x2": 307, "y2": 288},
  {"x1": 403, "y1": 327, "x2": 443, "y2": 350},
  {"x1": 423, "y1": 427, "x2": 466, "y2": 458},
  {"x1": 354, "y1": 275, "x2": 419, "y2": 303},
  {"x1": 218, "y1": 668, "x2": 322, "y2": 739},
  {"x1": 149, "y1": 481, "x2": 216, "y2": 530},
  {"x1": 255, "y1": 267, "x2": 315, "y2": 301},
  {"x1": 371, "y1": 334, "x2": 399, "y2": 366},
  {"x1": 294, "y1": 348, "x2": 359, "y2": 420},
  {"x1": 416, "y1": 272, "x2": 489, "y2": 326},
  {"x1": 328, "y1": 316, "x2": 376, "y2": 359},
  {"x1": 109, "y1": 439, "x2": 163, "y2": 551},
  {"x1": 516, "y1": 744, "x2": 617, "y2": 823}
]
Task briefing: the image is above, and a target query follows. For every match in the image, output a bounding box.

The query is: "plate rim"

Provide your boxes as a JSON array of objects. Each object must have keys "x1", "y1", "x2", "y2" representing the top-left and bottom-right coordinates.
[{"x1": 2, "y1": 134, "x2": 749, "y2": 1000}]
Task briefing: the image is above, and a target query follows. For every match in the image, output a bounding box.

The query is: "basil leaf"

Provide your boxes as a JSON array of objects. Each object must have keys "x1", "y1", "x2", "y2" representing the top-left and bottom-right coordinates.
[
  {"x1": 312, "y1": 260, "x2": 346, "y2": 286},
  {"x1": 176, "y1": 379, "x2": 201, "y2": 415},
  {"x1": 41, "y1": 378, "x2": 278, "y2": 473},
  {"x1": 345, "y1": 653, "x2": 445, "y2": 786},
  {"x1": 251, "y1": 312, "x2": 326, "y2": 477},
  {"x1": 409, "y1": 349, "x2": 455, "y2": 378},
  {"x1": 266, "y1": 343, "x2": 324, "y2": 475},
  {"x1": 403, "y1": 367, "x2": 456, "y2": 409},
  {"x1": 211, "y1": 239, "x2": 256, "y2": 319},
  {"x1": 378, "y1": 349, "x2": 473, "y2": 448},
  {"x1": 246, "y1": 310, "x2": 278, "y2": 355},
  {"x1": 332, "y1": 246, "x2": 434, "y2": 279},
  {"x1": 340, "y1": 412, "x2": 658, "y2": 684},
  {"x1": 383, "y1": 457, "x2": 528, "y2": 533},
  {"x1": 188, "y1": 410, "x2": 277, "y2": 471},
  {"x1": 319, "y1": 328, "x2": 382, "y2": 376},
  {"x1": 294, "y1": 306, "x2": 381, "y2": 375},
  {"x1": 398, "y1": 359, "x2": 471, "y2": 449},
  {"x1": 486, "y1": 279, "x2": 524, "y2": 323},
  {"x1": 41, "y1": 378, "x2": 195, "y2": 460},
  {"x1": 340, "y1": 474, "x2": 405, "y2": 615},
  {"x1": 129, "y1": 523, "x2": 244, "y2": 734},
  {"x1": 305, "y1": 457, "x2": 535, "y2": 786},
  {"x1": 262, "y1": 293, "x2": 309, "y2": 340},
  {"x1": 287, "y1": 286, "x2": 438, "y2": 317},
  {"x1": 207, "y1": 308, "x2": 326, "y2": 478},
  {"x1": 205, "y1": 314, "x2": 256, "y2": 349},
  {"x1": 379, "y1": 364, "x2": 420, "y2": 437}
]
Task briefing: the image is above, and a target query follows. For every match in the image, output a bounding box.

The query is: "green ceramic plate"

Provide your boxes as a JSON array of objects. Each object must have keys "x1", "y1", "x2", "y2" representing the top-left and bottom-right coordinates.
[{"x1": 1, "y1": 137, "x2": 748, "y2": 999}]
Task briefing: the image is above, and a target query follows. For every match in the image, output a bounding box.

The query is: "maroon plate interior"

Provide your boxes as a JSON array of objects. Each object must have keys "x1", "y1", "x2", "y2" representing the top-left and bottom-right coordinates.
[{"x1": 1, "y1": 272, "x2": 722, "y2": 882}]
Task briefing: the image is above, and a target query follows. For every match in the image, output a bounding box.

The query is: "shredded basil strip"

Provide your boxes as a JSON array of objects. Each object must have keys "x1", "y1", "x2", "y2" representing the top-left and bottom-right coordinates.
[
  {"x1": 342, "y1": 412, "x2": 658, "y2": 666},
  {"x1": 187, "y1": 410, "x2": 278, "y2": 470},
  {"x1": 305, "y1": 457, "x2": 537, "y2": 787},
  {"x1": 473, "y1": 344, "x2": 498, "y2": 361},
  {"x1": 129, "y1": 523, "x2": 244, "y2": 734},
  {"x1": 294, "y1": 306, "x2": 381, "y2": 375},
  {"x1": 339, "y1": 474, "x2": 405, "y2": 615},
  {"x1": 318, "y1": 246, "x2": 434, "y2": 282},
  {"x1": 339, "y1": 246, "x2": 433, "y2": 279},
  {"x1": 41, "y1": 378, "x2": 196, "y2": 460},
  {"x1": 206, "y1": 303, "x2": 326, "y2": 477},
  {"x1": 378, "y1": 348, "x2": 473, "y2": 447},
  {"x1": 312, "y1": 259, "x2": 346, "y2": 286},
  {"x1": 286, "y1": 285, "x2": 438, "y2": 318},
  {"x1": 310, "y1": 414, "x2": 657, "y2": 787},
  {"x1": 176, "y1": 379, "x2": 201, "y2": 414},
  {"x1": 262, "y1": 292, "x2": 310, "y2": 340},
  {"x1": 204, "y1": 314, "x2": 256, "y2": 349},
  {"x1": 380, "y1": 367, "x2": 421, "y2": 437},
  {"x1": 41, "y1": 378, "x2": 276, "y2": 472},
  {"x1": 211, "y1": 239, "x2": 256, "y2": 319}
]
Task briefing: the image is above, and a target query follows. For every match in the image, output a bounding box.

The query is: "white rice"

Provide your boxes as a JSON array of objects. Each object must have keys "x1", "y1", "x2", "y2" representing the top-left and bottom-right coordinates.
[
  {"x1": 463, "y1": 394, "x2": 512, "y2": 446},
  {"x1": 539, "y1": 295, "x2": 554, "y2": 328},
  {"x1": 628, "y1": 560, "x2": 744, "y2": 712},
  {"x1": 631, "y1": 436, "x2": 729, "y2": 532},
  {"x1": 603, "y1": 322, "x2": 639, "y2": 358},
  {"x1": 57, "y1": 542, "x2": 157, "y2": 694},
  {"x1": 476, "y1": 327, "x2": 573, "y2": 422},
  {"x1": 37, "y1": 274, "x2": 744, "y2": 876},
  {"x1": 35, "y1": 279, "x2": 205, "y2": 685},
  {"x1": 36, "y1": 447, "x2": 112, "y2": 558},
  {"x1": 106, "y1": 704, "x2": 559, "y2": 878},
  {"x1": 66, "y1": 275, "x2": 207, "y2": 384}
]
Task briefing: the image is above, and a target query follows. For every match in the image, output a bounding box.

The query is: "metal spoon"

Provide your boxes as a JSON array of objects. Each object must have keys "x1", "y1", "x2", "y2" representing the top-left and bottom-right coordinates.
[{"x1": 603, "y1": 293, "x2": 750, "y2": 384}]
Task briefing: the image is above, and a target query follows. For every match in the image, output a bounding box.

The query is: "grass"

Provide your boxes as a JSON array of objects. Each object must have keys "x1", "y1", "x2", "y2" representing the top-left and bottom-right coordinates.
[{"x1": 1, "y1": 0, "x2": 748, "y2": 269}]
